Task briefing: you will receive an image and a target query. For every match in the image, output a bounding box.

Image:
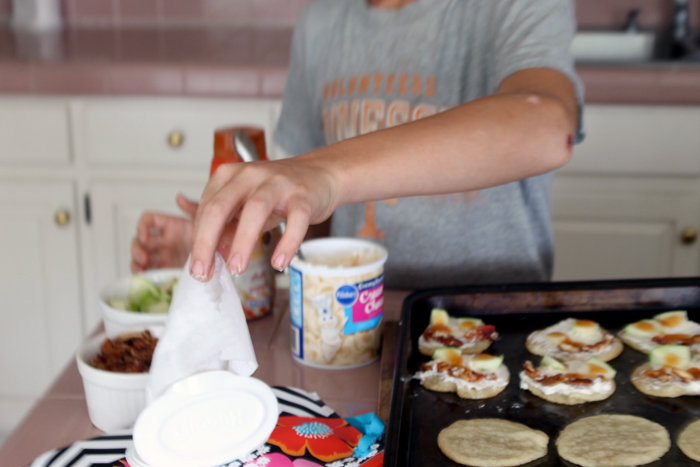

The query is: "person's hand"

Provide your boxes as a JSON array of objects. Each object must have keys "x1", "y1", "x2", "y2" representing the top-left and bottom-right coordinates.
[
  {"x1": 189, "y1": 157, "x2": 338, "y2": 281},
  {"x1": 130, "y1": 194, "x2": 198, "y2": 273}
]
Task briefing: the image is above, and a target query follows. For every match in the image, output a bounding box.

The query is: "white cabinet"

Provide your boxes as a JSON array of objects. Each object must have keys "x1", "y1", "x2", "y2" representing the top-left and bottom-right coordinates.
[
  {"x1": 81, "y1": 98, "x2": 280, "y2": 169},
  {"x1": 551, "y1": 178, "x2": 700, "y2": 281},
  {"x1": 0, "y1": 96, "x2": 280, "y2": 438},
  {"x1": 0, "y1": 98, "x2": 71, "y2": 166},
  {"x1": 0, "y1": 180, "x2": 82, "y2": 433},
  {"x1": 562, "y1": 106, "x2": 700, "y2": 176},
  {"x1": 551, "y1": 104, "x2": 700, "y2": 281}
]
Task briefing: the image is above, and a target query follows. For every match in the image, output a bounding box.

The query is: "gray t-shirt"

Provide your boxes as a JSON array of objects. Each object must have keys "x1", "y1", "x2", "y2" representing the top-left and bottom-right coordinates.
[{"x1": 274, "y1": 0, "x2": 584, "y2": 289}]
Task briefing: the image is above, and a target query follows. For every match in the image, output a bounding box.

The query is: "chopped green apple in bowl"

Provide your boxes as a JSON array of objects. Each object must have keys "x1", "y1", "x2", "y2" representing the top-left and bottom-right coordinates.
[{"x1": 100, "y1": 269, "x2": 181, "y2": 335}]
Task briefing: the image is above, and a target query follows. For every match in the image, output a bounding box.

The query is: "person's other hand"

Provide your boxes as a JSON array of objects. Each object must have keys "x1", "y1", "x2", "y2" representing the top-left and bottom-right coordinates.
[
  {"x1": 189, "y1": 157, "x2": 338, "y2": 281},
  {"x1": 130, "y1": 194, "x2": 198, "y2": 273}
]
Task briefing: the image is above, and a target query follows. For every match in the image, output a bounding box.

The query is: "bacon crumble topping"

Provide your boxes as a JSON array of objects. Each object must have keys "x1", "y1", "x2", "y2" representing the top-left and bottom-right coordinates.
[
  {"x1": 422, "y1": 324, "x2": 498, "y2": 347},
  {"x1": 651, "y1": 334, "x2": 700, "y2": 346},
  {"x1": 89, "y1": 330, "x2": 158, "y2": 373},
  {"x1": 421, "y1": 361, "x2": 498, "y2": 383},
  {"x1": 557, "y1": 333, "x2": 615, "y2": 354},
  {"x1": 642, "y1": 367, "x2": 700, "y2": 383},
  {"x1": 523, "y1": 360, "x2": 600, "y2": 387}
]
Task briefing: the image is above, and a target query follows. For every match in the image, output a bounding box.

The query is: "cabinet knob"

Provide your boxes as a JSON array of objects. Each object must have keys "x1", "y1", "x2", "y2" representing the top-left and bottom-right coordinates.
[
  {"x1": 55, "y1": 209, "x2": 70, "y2": 226},
  {"x1": 167, "y1": 131, "x2": 184, "y2": 148},
  {"x1": 681, "y1": 227, "x2": 697, "y2": 245}
]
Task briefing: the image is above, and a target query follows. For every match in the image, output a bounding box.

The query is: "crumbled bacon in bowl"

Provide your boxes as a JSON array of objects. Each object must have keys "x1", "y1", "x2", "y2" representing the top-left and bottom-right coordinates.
[{"x1": 89, "y1": 330, "x2": 158, "y2": 373}]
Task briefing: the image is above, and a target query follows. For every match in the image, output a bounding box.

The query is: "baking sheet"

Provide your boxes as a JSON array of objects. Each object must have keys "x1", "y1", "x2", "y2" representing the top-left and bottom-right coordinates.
[{"x1": 384, "y1": 278, "x2": 700, "y2": 467}]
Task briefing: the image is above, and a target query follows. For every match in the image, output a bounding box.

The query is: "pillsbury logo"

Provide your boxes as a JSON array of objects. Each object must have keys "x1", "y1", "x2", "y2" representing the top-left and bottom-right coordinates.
[{"x1": 335, "y1": 285, "x2": 359, "y2": 307}]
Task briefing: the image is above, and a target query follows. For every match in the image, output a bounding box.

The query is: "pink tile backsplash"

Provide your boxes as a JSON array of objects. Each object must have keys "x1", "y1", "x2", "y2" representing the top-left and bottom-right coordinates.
[
  {"x1": 0, "y1": 63, "x2": 34, "y2": 92},
  {"x1": 202, "y1": 0, "x2": 251, "y2": 25},
  {"x1": 109, "y1": 63, "x2": 183, "y2": 94},
  {"x1": 72, "y1": 0, "x2": 115, "y2": 24},
  {"x1": 57, "y1": 0, "x2": 310, "y2": 27},
  {"x1": 184, "y1": 65, "x2": 258, "y2": 96},
  {"x1": 0, "y1": 0, "x2": 11, "y2": 23},
  {"x1": 66, "y1": 28, "x2": 119, "y2": 61},
  {"x1": 118, "y1": 0, "x2": 159, "y2": 23},
  {"x1": 51, "y1": 0, "x2": 695, "y2": 29},
  {"x1": 162, "y1": 0, "x2": 203, "y2": 22},
  {"x1": 33, "y1": 63, "x2": 110, "y2": 94},
  {"x1": 117, "y1": 28, "x2": 162, "y2": 61}
]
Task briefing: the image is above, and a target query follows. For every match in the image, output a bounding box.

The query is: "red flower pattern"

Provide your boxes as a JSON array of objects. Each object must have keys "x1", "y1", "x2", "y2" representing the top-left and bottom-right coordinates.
[{"x1": 267, "y1": 416, "x2": 362, "y2": 462}]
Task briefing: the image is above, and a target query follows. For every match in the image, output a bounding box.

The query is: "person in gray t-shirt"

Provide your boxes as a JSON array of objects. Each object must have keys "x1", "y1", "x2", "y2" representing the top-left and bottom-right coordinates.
[{"x1": 133, "y1": 0, "x2": 583, "y2": 289}]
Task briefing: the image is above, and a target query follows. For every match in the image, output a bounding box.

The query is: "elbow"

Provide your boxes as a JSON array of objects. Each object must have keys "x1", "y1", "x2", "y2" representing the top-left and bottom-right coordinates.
[{"x1": 537, "y1": 96, "x2": 577, "y2": 172}]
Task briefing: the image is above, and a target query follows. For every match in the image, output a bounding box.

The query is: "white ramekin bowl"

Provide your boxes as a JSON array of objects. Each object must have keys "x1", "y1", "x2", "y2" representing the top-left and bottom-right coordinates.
[
  {"x1": 76, "y1": 331, "x2": 152, "y2": 432},
  {"x1": 100, "y1": 268, "x2": 181, "y2": 335}
]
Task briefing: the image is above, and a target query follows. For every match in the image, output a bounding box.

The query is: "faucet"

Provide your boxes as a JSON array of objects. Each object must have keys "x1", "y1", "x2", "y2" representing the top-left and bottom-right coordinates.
[{"x1": 671, "y1": 0, "x2": 689, "y2": 58}]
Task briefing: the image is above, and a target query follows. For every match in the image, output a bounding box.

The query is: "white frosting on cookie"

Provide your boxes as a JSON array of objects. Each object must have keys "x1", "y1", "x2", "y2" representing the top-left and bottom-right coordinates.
[
  {"x1": 622, "y1": 321, "x2": 700, "y2": 352},
  {"x1": 414, "y1": 355, "x2": 509, "y2": 391},
  {"x1": 519, "y1": 373, "x2": 612, "y2": 396},
  {"x1": 519, "y1": 361, "x2": 613, "y2": 396}
]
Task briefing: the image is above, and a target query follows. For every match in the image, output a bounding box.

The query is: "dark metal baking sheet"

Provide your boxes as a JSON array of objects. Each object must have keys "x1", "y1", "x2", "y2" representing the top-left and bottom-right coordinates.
[{"x1": 384, "y1": 278, "x2": 700, "y2": 467}]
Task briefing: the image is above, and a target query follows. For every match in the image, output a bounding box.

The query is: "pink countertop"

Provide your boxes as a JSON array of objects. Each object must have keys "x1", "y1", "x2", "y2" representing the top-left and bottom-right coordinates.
[
  {"x1": 0, "y1": 289, "x2": 410, "y2": 467},
  {"x1": 2, "y1": 26, "x2": 700, "y2": 104}
]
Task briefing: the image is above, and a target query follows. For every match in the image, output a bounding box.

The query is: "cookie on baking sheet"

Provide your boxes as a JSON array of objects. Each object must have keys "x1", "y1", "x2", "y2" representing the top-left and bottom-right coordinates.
[
  {"x1": 415, "y1": 347, "x2": 509, "y2": 399},
  {"x1": 619, "y1": 310, "x2": 700, "y2": 354},
  {"x1": 679, "y1": 419, "x2": 700, "y2": 462},
  {"x1": 630, "y1": 344, "x2": 700, "y2": 398},
  {"x1": 437, "y1": 419, "x2": 548, "y2": 467},
  {"x1": 557, "y1": 415, "x2": 670, "y2": 467},
  {"x1": 520, "y1": 356, "x2": 616, "y2": 405},
  {"x1": 419, "y1": 308, "x2": 498, "y2": 356},
  {"x1": 526, "y1": 318, "x2": 622, "y2": 362}
]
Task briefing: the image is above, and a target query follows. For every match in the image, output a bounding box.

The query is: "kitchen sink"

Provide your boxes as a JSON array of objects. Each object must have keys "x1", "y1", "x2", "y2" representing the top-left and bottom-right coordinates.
[
  {"x1": 571, "y1": 31, "x2": 656, "y2": 62},
  {"x1": 572, "y1": 30, "x2": 700, "y2": 63}
]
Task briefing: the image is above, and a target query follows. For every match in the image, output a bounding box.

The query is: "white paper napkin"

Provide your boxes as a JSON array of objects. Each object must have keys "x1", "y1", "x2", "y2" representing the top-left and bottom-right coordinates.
[{"x1": 145, "y1": 253, "x2": 258, "y2": 403}]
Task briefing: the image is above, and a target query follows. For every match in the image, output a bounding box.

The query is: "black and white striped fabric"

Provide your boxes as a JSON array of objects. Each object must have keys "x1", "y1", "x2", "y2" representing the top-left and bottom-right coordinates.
[{"x1": 30, "y1": 386, "x2": 337, "y2": 467}]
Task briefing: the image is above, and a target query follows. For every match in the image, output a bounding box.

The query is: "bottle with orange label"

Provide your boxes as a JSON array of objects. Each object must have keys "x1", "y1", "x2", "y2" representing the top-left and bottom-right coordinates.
[{"x1": 211, "y1": 127, "x2": 275, "y2": 320}]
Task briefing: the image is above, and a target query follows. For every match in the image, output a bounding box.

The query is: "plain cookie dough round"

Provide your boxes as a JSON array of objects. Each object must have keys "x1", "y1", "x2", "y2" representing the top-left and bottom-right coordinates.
[
  {"x1": 524, "y1": 380, "x2": 615, "y2": 405},
  {"x1": 422, "y1": 373, "x2": 509, "y2": 399},
  {"x1": 630, "y1": 363, "x2": 700, "y2": 398},
  {"x1": 557, "y1": 414, "x2": 670, "y2": 467},
  {"x1": 525, "y1": 334, "x2": 623, "y2": 363},
  {"x1": 418, "y1": 335, "x2": 492, "y2": 356},
  {"x1": 679, "y1": 419, "x2": 700, "y2": 462},
  {"x1": 438, "y1": 419, "x2": 549, "y2": 467}
]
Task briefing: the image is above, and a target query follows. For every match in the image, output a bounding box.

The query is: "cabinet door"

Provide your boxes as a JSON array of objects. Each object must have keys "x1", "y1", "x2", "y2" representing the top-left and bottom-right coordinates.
[
  {"x1": 88, "y1": 181, "x2": 206, "y2": 328},
  {"x1": 0, "y1": 181, "x2": 82, "y2": 434},
  {"x1": 81, "y1": 99, "x2": 278, "y2": 169},
  {"x1": 552, "y1": 181, "x2": 700, "y2": 281},
  {"x1": 0, "y1": 98, "x2": 71, "y2": 166}
]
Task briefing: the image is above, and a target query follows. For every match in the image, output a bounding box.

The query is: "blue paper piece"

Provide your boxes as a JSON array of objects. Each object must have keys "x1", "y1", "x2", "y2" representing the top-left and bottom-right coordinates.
[{"x1": 345, "y1": 412, "x2": 385, "y2": 458}]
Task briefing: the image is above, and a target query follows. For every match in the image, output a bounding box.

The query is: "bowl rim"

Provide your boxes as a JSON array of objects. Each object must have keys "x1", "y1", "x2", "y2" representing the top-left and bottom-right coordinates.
[
  {"x1": 76, "y1": 330, "x2": 159, "y2": 382},
  {"x1": 100, "y1": 268, "x2": 182, "y2": 315}
]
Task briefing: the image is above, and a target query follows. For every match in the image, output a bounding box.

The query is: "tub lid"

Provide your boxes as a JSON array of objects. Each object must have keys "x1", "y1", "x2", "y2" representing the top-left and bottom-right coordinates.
[{"x1": 133, "y1": 371, "x2": 278, "y2": 467}]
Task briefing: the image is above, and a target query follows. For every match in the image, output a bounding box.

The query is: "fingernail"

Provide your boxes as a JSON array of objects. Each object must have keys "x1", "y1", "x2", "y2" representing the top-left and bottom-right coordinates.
[
  {"x1": 273, "y1": 254, "x2": 286, "y2": 272},
  {"x1": 190, "y1": 260, "x2": 207, "y2": 281},
  {"x1": 229, "y1": 254, "x2": 242, "y2": 276}
]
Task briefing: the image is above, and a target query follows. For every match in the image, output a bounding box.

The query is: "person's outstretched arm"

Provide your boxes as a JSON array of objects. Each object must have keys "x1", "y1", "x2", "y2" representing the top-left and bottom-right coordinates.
[{"x1": 188, "y1": 67, "x2": 578, "y2": 282}]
